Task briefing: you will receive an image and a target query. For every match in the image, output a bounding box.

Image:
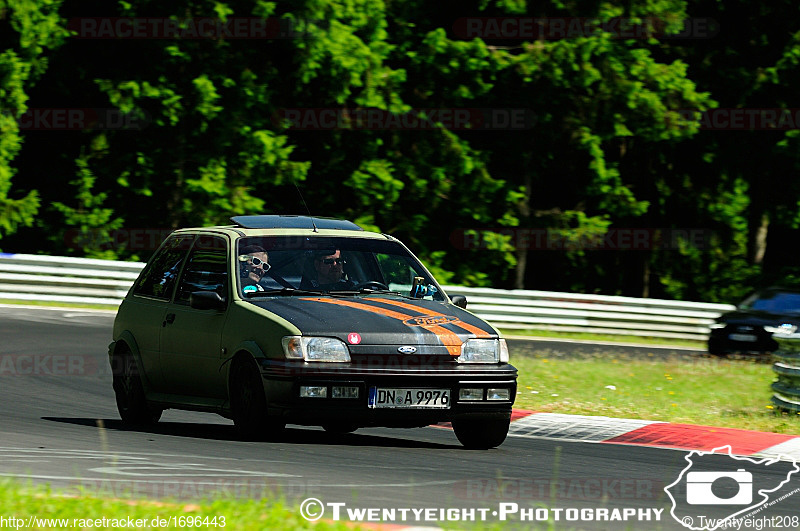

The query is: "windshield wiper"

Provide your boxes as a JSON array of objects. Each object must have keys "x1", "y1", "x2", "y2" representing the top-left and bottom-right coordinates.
[
  {"x1": 245, "y1": 287, "x2": 322, "y2": 297},
  {"x1": 359, "y1": 288, "x2": 401, "y2": 294},
  {"x1": 350, "y1": 288, "x2": 407, "y2": 297},
  {"x1": 244, "y1": 287, "x2": 350, "y2": 298}
]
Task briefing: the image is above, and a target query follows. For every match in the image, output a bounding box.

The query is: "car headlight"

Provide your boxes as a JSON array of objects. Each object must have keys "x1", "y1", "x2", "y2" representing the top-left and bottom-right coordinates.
[
  {"x1": 457, "y1": 339, "x2": 508, "y2": 363},
  {"x1": 281, "y1": 336, "x2": 351, "y2": 362}
]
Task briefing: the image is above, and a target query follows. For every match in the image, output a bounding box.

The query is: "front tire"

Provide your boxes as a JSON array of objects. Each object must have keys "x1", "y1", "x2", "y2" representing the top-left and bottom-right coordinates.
[
  {"x1": 452, "y1": 417, "x2": 510, "y2": 449},
  {"x1": 112, "y1": 348, "x2": 162, "y2": 425},
  {"x1": 230, "y1": 357, "x2": 284, "y2": 440},
  {"x1": 707, "y1": 338, "x2": 726, "y2": 356}
]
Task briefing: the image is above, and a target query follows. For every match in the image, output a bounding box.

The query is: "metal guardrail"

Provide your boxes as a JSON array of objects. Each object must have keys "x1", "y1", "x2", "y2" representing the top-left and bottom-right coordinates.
[
  {"x1": 0, "y1": 253, "x2": 141, "y2": 306},
  {"x1": 442, "y1": 286, "x2": 734, "y2": 341},
  {"x1": 0, "y1": 253, "x2": 735, "y2": 341}
]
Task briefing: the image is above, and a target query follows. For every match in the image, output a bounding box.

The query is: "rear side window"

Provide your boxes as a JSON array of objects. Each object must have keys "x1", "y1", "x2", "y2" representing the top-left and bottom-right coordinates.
[
  {"x1": 132, "y1": 235, "x2": 194, "y2": 300},
  {"x1": 175, "y1": 236, "x2": 229, "y2": 304}
]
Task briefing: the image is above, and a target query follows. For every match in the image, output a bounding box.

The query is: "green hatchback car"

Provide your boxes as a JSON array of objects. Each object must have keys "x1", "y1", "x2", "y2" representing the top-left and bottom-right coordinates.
[{"x1": 109, "y1": 215, "x2": 517, "y2": 448}]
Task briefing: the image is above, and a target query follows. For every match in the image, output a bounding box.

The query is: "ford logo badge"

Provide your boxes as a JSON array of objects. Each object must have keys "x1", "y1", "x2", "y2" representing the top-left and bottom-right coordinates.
[{"x1": 397, "y1": 346, "x2": 417, "y2": 354}]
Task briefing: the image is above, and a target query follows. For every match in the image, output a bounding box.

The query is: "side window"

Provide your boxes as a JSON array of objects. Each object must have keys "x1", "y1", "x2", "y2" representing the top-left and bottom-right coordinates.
[
  {"x1": 132, "y1": 235, "x2": 194, "y2": 300},
  {"x1": 175, "y1": 236, "x2": 229, "y2": 304}
]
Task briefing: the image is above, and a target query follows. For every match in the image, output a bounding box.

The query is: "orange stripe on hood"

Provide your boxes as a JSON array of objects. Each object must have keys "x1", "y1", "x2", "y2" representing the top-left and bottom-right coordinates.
[
  {"x1": 299, "y1": 298, "x2": 464, "y2": 356},
  {"x1": 372, "y1": 298, "x2": 493, "y2": 339}
]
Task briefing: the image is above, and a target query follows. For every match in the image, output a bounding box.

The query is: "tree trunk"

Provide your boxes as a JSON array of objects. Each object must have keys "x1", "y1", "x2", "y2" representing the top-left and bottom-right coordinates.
[
  {"x1": 642, "y1": 257, "x2": 650, "y2": 298},
  {"x1": 752, "y1": 212, "x2": 769, "y2": 264},
  {"x1": 514, "y1": 173, "x2": 532, "y2": 289},
  {"x1": 515, "y1": 248, "x2": 527, "y2": 290}
]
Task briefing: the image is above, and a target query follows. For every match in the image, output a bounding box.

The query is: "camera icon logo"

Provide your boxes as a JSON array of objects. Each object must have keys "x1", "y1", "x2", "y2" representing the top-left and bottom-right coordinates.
[{"x1": 686, "y1": 469, "x2": 752, "y2": 505}]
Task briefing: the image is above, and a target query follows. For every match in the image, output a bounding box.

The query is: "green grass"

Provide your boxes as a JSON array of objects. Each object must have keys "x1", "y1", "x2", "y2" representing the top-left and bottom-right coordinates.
[
  {"x1": 512, "y1": 352, "x2": 800, "y2": 434},
  {"x1": 500, "y1": 328, "x2": 706, "y2": 350},
  {"x1": 0, "y1": 479, "x2": 357, "y2": 530},
  {"x1": 0, "y1": 479, "x2": 528, "y2": 530}
]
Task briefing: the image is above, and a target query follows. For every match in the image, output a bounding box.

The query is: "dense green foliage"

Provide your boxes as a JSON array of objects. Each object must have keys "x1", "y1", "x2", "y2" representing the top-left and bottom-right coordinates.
[{"x1": 2, "y1": 0, "x2": 799, "y2": 302}]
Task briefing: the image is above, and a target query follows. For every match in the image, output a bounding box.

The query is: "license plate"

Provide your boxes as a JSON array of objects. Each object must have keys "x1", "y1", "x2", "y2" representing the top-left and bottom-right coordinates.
[
  {"x1": 368, "y1": 387, "x2": 450, "y2": 409},
  {"x1": 729, "y1": 333, "x2": 757, "y2": 342}
]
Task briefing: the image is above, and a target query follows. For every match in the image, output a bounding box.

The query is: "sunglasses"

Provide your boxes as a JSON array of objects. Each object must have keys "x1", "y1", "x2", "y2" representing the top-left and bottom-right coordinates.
[
  {"x1": 319, "y1": 258, "x2": 345, "y2": 265},
  {"x1": 248, "y1": 256, "x2": 271, "y2": 271}
]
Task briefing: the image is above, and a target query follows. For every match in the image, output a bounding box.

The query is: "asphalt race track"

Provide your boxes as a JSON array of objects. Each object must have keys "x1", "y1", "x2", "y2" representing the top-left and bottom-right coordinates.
[{"x1": 1, "y1": 305, "x2": 798, "y2": 530}]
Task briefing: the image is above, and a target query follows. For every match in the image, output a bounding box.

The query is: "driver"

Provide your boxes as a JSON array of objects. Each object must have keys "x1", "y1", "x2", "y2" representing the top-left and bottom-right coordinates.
[{"x1": 308, "y1": 249, "x2": 355, "y2": 291}]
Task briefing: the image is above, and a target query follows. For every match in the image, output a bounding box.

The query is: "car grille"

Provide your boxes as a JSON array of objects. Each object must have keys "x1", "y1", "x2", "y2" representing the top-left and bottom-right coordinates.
[{"x1": 348, "y1": 353, "x2": 458, "y2": 367}]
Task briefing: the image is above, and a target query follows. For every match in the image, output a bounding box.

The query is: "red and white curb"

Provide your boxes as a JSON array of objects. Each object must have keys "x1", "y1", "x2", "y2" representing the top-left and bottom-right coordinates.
[{"x1": 508, "y1": 410, "x2": 800, "y2": 461}]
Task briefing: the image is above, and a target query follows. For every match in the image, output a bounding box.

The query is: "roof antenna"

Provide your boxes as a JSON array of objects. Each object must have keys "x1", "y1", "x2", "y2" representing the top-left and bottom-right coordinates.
[{"x1": 293, "y1": 181, "x2": 318, "y2": 232}]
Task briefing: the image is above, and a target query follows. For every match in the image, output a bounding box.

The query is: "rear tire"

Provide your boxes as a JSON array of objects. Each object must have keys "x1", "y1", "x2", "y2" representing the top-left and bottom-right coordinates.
[
  {"x1": 113, "y1": 348, "x2": 162, "y2": 425},
  {"x1": 230, "y1": 357, "x2": 284, "y2": 440},
  {"x1": 452, "y1": 417, "x2": 510, "y2": 449}
]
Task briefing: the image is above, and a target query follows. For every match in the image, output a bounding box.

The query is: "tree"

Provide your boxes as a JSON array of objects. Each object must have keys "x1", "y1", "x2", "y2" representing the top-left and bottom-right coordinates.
[
  {"x1": 650, "y1": 0, "x2": 800, "y2": 302},
  {"x1": 4, "y1": 0, "x2": 800, "y2": 304},
  {"x1": 0, "y1": 0, "x2": 68, "y2": 242},
  {"x1": 385, "y1": 0, "x2": 713, "y2": 293}
]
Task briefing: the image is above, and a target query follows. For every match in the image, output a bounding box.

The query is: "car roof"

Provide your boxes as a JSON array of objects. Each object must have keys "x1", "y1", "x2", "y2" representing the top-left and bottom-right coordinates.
[
  {"x1": 231, "y1": 215, "x2": 363, "y2": 231},
  {"x1": 171, "y1": 215, "x2": 392, "y2": 240}
]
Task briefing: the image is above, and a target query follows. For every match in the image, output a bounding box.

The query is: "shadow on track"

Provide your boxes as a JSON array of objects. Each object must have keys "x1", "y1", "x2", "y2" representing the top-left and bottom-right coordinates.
[{"x1": 41, "y1": 417, "x2": 461, "y2": 449}]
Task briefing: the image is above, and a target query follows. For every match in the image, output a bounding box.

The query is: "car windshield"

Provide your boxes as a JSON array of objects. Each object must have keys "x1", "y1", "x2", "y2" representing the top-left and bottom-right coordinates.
[
  {"x1": 236, "y1": 236, "x2": 445, "y2": 300},
  {"x1": 740, "y1": 291, "x2": 800, "y2": 313}
]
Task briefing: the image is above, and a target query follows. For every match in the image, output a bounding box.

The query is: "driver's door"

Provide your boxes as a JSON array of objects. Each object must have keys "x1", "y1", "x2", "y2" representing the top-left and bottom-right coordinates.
[{"x1": 159, "y1": 235, "x2": 230, "y2": 400}]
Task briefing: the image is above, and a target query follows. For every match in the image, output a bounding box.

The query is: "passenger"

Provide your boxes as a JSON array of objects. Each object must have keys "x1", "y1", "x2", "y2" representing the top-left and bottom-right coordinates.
[{"x1": 239, "y1": 245, "x2": 270, "y2": 293}]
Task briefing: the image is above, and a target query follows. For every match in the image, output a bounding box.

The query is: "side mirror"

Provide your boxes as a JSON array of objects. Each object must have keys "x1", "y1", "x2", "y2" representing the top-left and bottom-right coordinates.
[
  {"x1": 450, "y1": 294, "x2": 467, "y2": 309},
  {"x1": 190, "y1": 291, "x2": 226, "y2": 311}
]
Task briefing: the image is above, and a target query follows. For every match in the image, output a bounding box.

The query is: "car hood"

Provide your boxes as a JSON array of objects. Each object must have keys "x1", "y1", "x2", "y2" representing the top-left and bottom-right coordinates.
[
  {"x1": 248, "y1": 296, "x2": 497, "y2": 356},
  {"x1": 718, "y1": 309, "x2": 800, "y2": 326}
]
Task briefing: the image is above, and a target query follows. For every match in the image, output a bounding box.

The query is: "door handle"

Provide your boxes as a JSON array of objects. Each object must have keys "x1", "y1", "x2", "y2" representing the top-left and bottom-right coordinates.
[{"x1": 163, "y1": 313, "x2": 176, "y2": 327}]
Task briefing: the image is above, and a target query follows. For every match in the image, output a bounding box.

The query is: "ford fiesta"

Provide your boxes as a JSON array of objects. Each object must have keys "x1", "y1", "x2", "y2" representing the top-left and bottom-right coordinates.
[{"x1": 108, "y1": 215, "x2": 517, "y2": 449}]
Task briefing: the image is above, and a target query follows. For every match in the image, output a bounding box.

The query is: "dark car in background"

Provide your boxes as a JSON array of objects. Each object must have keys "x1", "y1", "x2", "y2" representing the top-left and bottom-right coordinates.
[{"x1": 708, "y1": 287, "x2": 800, "y2": 355}]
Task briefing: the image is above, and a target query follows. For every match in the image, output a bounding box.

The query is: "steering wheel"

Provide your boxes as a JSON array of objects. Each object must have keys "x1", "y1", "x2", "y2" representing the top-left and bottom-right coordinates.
[{"x1": 354, "y1": 281, "x2": 390, "y2": 291}]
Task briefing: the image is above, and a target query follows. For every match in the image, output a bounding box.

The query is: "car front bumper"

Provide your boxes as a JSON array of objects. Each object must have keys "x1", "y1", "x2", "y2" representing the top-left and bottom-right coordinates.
[
  {"x1": 257, "y1": 360, "x2": 517, "y2": 427},
  {"x1": 708, "y1": 327, "x2": 777, "y2": 353}
]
